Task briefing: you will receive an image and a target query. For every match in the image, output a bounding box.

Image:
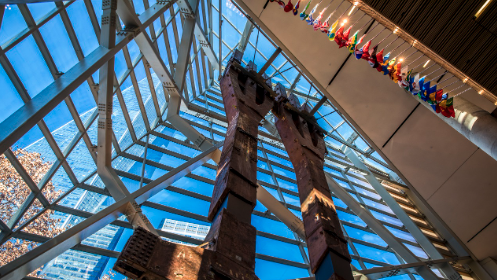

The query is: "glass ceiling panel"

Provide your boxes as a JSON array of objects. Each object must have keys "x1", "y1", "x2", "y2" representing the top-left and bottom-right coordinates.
[{"x1": 0, "y1": 0, "x2": 470, "y2": 279}]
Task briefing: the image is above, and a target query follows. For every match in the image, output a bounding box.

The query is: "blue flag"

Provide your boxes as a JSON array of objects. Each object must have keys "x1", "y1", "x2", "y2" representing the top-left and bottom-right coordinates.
[
  {"x1": 427, "y1": 84, "x2": 437, "y2": 104},
  {"x1": 355, "y1": 47, "x2": 364, "y2": 59},
  {"x1": 418, "y1": 80, "x2": 431, "y2": 101},
  {"x1": 416, "y1": 76, "x2": 425, "y2": 95},
  {"x1": 422, "y1": 80, "x2": 430, "y2": 92},
  {"x1": 409, "y1": 76, "x2": 415, "y2": 92}
]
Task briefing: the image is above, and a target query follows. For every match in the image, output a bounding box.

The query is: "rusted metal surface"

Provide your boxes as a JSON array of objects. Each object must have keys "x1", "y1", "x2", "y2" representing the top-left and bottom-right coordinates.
[
  {"x1": 273, "y1": 84, "x2": 353, "y2": 280},
  {"x1": 208, "y1": 50, "x2": 274, "y2": 221},
  {"x1": 203, "y1": 209, "x2": 257, "y2": 270},
  {"x1": 114, "y1": 227, "x2": 258, "y2": 280}
]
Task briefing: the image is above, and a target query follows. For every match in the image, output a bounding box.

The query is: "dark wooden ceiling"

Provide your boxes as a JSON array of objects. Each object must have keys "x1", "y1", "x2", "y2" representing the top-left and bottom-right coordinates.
[{"x1": 362, "y1": 0, "x2": 497, "y2": 97}]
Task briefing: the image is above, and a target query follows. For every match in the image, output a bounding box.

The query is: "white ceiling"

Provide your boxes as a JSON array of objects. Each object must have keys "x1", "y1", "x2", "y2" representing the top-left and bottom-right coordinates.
[{"x1": 235, "y1": 0, "x2": 497, "y2": 260}]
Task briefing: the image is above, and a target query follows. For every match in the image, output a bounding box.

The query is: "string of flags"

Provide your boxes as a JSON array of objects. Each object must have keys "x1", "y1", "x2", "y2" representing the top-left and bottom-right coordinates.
[{"x1": 268, "y1": 0, "x2": 456, "y2": 118}]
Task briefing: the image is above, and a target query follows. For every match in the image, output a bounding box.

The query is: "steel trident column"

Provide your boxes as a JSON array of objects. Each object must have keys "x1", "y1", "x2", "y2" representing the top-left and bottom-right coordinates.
[
  {"x1": 272, "y1": 85, "x2": 353, "y2": 280},
  {"x1": 113, "y1": 50, "x2": 273, "y2": 279}
]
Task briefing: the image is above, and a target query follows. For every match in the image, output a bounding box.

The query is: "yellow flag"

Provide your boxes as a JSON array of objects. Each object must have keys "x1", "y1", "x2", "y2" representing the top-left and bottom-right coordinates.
[{"x1": 328, "y1": 20, "x2": 339, "y2": 41}]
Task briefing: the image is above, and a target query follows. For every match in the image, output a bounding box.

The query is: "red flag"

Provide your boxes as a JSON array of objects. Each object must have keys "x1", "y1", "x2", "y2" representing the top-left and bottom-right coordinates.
[
  {"x1": 334, "y1": 26, "x2": 345, "y2": 46},
  {"x1": 360, "y1": 40, "x2": 371, "y2": 60},
  {"x1": 395, "y1": 62, "x2": 402, "y2": 81},
  {"x1": 338, "y1": 27, "x2": 351, "y2": 48},
  {"x1": 435, "y1": 89, "x2": 444, "y2": 102},
  {"x1": 284, "y1": 0, "x2": 294, "y2": 12},
  {"x1": 376, "y1": 49, "x2": 384, "y2": 72}
]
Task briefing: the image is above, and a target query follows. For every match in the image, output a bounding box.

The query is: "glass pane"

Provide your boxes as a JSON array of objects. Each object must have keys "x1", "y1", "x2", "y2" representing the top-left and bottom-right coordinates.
[
  {"x1": 39, "y1": 15, "x2": 79, "y2": 72},
  {"x1": 6, "y1": 35, "x2": 54, "y2": 98}
]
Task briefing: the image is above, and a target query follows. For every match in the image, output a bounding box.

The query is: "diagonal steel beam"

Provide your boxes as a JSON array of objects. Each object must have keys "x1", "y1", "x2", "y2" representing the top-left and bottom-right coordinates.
[
  {"x1": 97, "y1": 0, "x2": 156, "y2": 233},
  {"x1": 0, "y1": 143, "x2": 219, "y2": 280},
  {"x1": 174, "y1": 0, "x2": 200, "y2": 94},
  {"x1": 237, "y1": 20, "x2": 254, "y2": 54},
  {"x1": 0, "y1": 5, "x2": 4, "y2": 30},
  {"x1": 357, "y1": 256, "x2": 471, "y2": 280},
  {"x1": 258, "y1": 47, "x2": 281, "y2": 76}
]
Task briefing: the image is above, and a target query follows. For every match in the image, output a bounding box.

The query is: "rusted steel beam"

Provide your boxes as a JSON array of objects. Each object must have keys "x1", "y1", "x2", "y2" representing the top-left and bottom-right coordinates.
[
  {"x1": 114, "y1": 50, "x2": 273, "y2": 279},
  {"x1": 272, "y1": 84, "x2": 353, "y2": 280},
  {"x1": 114, "y1": 226, "x2": 258, "y2": 280},
  {"x1": 208, "y1": 50, "x2": 273, "y2": 222}
]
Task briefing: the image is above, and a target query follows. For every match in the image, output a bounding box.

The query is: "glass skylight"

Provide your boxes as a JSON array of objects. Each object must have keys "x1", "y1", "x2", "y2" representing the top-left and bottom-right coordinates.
[{"x1": 0, "y1": 1, "x2": 466, "y2": 280}]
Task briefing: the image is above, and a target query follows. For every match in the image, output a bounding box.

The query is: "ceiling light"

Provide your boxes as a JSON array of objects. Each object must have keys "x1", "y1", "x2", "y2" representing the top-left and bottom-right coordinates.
[
  {"x1": 348, "y1": 6, "x2": 356, "y2": 16},
  {"x1": 475, "y1": 0, "x2": 493, "y2": 18},
  {"x1": 479, "y1": 90, "x2": 484, "y2": 95},
  {"x1": 423, "y1": 60, "x2": 430, "y2": 68},
  {"x1": 399, "y1": 58, "x2": 404, "y2": 62},
  {"x1": 463, "y1": 78, "x2": 468, "y2": 83}
]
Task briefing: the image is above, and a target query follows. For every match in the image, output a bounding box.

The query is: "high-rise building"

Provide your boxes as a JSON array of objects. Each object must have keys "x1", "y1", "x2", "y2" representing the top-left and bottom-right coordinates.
[
  {"x1": 160, "y1": 218, "x2": 210, "y2": 244},
  {"x1": 33, "y1": 76, "x2": 159, "y2": 279}
]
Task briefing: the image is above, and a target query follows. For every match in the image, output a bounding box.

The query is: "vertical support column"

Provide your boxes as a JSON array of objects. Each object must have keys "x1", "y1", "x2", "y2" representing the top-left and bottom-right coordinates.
[
  {"x1": 273, "y1": 85, "x2": 353, "y2": 280},
  {"x1": 97, "y1": 0, "x2": 117, "y2": 172},
  {"x1": 97, "y1": 0, "x2": 155, "y2": 233},
  {"x1": 203, "y1": 50, "x2": 274, "y2": 274}
]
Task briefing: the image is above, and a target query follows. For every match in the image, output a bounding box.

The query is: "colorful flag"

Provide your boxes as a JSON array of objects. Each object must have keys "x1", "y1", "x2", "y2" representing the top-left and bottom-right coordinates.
[
  {"x1": 334, "y1": 25, "x2": 345, "y2": 46},
  {"x1": 418, "y1": 80, "x2": 431, "y2": 101},
  {"x1": 293, "y1": 0, "x2": 301, "y2": 15},
  {"x1": 360, "y1": 40, "x2": 372, "y2": 60},
  {"x1": 398, "y1": 67, "x2": 409, "y2": 88},
  {"x1": 375, "y1": 49, "x2": 384, "y2": 71},
  {"x1": 384, "y1": 57, "x2": 396, "y2": 76},
  {"x1": 422, "y1": 80, "x2": 431, "y2": 92},
  {"x1": 313, "y1": 20, "x2": 322, "y2": 30},
  {"x1": 306, "y1": 14, "x2": 315, "y2": 24},
  {"x1": 328, "y1": 20, "x2": 339, "y2": 40},
  {"x1": 416, "y1": 76, "x2": 425, "y2": 94},
  {"x1": 300, "y1": 0, "x2": 312, "y2": 20},
  {"x1": 320, "y1": 20, "x2": 329, "y2": 32},
  {"x1": 435, "y1": 89, "x2": 445, "y2": 102},
  {"x1": 394, "y1": 62, "x2": 402, "y2": 83},
  {"x1": 306, "y1": 3, "x2": 320, "y2": 25},
  {"x1": 368, "y1": 46, "x2": 378, "y2": 68},
  {"x1": 376, "y1": 49, "x2": 385, "y2": 64},
  {"x1": 390, "y1": 64, "x2": 399, "y2": 82},
  {"x1": 337, "y1": 26, "x2": 351, "y2": 48},
  {"x1": 313, "y1": 10, "x2": 325, "y2": 30},
  {"x1": 436, "y1": 97, "x2": 455, "y2": 118},
  {"x1": 347, "y1": 31, "x2": 358, "y2": 53},
  {"x1": 378, "y1": 52, "x2": 390, "y2": 73},
  {"x1": 353, "y1": 34, "x2": 366, "y2": 57},
  {"x1": 427, "y1": 85, "x2": 438, "y2": 104},
  {"x1": 284, "y1": 0, "x2": 294, "y2": 12},
  {"x1": 411, "y1": 73, "x2": 420, "y2": 94}
]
